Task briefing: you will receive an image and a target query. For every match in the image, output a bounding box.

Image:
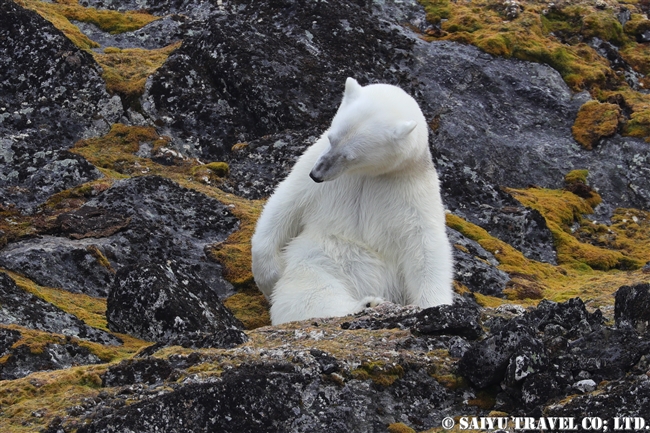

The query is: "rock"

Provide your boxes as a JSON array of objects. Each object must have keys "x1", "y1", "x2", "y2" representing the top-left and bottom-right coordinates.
[
  {"x1": 0, "y1": 176, "x2": 238, "y2": 298},
  {"x1": 102, "y1": 358, "x2": 174, "y2": 387},
  {"x1": 448, "y1": 228, "x2": 510, "y2": 296},
  {"x1": 458, "y1": 317, "x2": 548, "y2": 389},
  {"x1": 0, "y1": 341, "x2": 102, "y2": 381},
  {"x1": 0, "y1": 272, "x2": 120, "y2": 346},
  {"x1": 0, "y1": 0, "x2": 120, "y2": 211},
  {"x1": 414, "y1": 304, "x2": 483, "y2": 340},
  {"x1": 572, "y1": 378, "x2": 597, "y2": 393},
  {"x1": 141, "y1": 0, "x2": 416, "y2": 159},
  {"x1": 0, "y1": 327, "x2": 21, "y2": 357},
  {"x1": 614, "y1": 283, "x2": 650, "y2": 331},
  {"x1": 74, "y1": 16, "x2": 184, "y2": 51},
  {"x1": 0, "y1": 237, "x2": 116, "y2": 298},
  {"x1": 106, "y1": 261, "x2": 248, "y2": 348}
]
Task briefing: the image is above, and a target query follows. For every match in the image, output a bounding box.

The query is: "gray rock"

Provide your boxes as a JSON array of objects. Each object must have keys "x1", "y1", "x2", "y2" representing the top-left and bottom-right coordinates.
[
  {"x1": 0, "y1": 341, "x2": 103, "y2": 381},
  {"x1": 572, "y1": 378, "x2": 597, "y2": 393},
  {"x1": 0, "y1": 176, "x2": 239, "y2": 298},
  {"x1": 74, "y1": 16, "x2": 184, "y2": 51},
  {"x1": 0, "y1": 0, "x2": 120, "y2": 211},
  {"x1": 614, "y1": 283, "x2": 650, "y2": 331},
  {"x1": 0, "y1": 272, "x2": 120, "y2": 345},
  {"x1": 106, "y1": 261, "x2": 248, "y2": 348}
]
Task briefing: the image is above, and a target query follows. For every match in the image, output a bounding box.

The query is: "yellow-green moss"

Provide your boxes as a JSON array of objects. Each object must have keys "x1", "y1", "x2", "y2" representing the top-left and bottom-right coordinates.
[
  {"x1": 204, "y1": 162, "x2": 230, "y2": 177},
  {"x1": 223, "y1": 291, "x2": 271, "y2": 329},
  {"x1": 92, "y1": 42, "x2": 182, "y2": 105},
  {"x1": 572, "y1": 100, "x2": 621, "y2": 149},
  {"x1": 387, "y1": 422, "x2": 416, "y2": 433},
  {"x1": 86, "y1": 245, "x2": 115, "y2": 273},
  {"x1": 351, "y1": 361, "x2": 405, "y2": 387},
  {"x1": 467, "y1": 388, "x2": 498, "y2": 410},
  {"x1": 564, "y1": 169, "x2": 589, "y2": 185},
  {"x1": 506, "y1": 186, "x2": 643, "y2": 271}
]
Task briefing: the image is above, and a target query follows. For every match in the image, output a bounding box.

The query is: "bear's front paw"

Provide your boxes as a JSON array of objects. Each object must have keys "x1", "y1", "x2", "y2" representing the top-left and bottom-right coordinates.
[{"x1": 355, "y1": 296, "x2": 385, "y2": 311}]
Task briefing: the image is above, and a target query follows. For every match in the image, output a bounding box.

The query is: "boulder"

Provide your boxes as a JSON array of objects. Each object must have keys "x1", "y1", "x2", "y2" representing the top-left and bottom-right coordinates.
[{"x1": 106, "y1": 261, "x2": 247, "y2": 348}]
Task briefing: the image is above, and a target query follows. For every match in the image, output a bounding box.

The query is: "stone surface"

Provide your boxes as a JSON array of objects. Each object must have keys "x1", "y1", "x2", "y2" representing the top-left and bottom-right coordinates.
[
  {"x1": 0, "y1": 176, "x2": 239, "y2": 298},
  {"x1": 0, "y1": 0, "x2": 120, "y2": 211},
  {"x1": 0, "y1": 341, "x2": 103, "y2": 381},
  {"x1": 107, "y1": 261, "x2": 248, "y2": 348},
  {"x1": 615, "y1": 283, "x2": 650, "y2": 331},
  {"x1": 0, "y1": 272, "x2": 120, "y2": 346}
]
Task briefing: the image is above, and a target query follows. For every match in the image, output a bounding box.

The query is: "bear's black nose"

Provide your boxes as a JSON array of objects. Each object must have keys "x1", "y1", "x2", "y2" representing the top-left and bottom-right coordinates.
[{"x1": 309, "y1": 172, "x2": 323, "y2": 183}]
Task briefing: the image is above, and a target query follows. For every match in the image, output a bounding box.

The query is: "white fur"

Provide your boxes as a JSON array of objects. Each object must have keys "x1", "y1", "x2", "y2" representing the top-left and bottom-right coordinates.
[{"x1": 251, "y1": 77, "x2": 454, "y2": 325}]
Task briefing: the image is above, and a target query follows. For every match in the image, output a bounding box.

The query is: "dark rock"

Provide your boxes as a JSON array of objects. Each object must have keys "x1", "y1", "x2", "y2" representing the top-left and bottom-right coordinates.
[
  {"x1": 459, "y1": 317, "x2": 548, "y2": 388},
  {"x1": 414, "y1": 304, "x2": 483, "y2": 340},
  {"x1": 0, "y1": 237, "x2": 116, "y2": 297},
  {"x1": 106, "y1": 261, "x2": 248, "y2": 348},
  {"x1": 0, "y1": 342, "x2": 102, "y2": 381},
  {"x1": 141, "y1": 0, "x2": 415, "y2": 159},
  {"x1": 74, "y1": 16, "x2": 184, "y2": 51},
  {"x1": 615, "y1": 283, "x2": 650, "y2": 331},
  {"x1": 448, "y1": 228, "x2": 510, "y2": 296},
  {"x1": 77, "y1": 362, "x2": 454, "y2": 433},
  {"x1": 102, "y1": 358, "x2": 174, "y2": 387},
  {"x1": 55, "y1": 206, "x2": 131, "y2": 240},
  {"x1": 414, "y1": 40, "x2": 650, "y2": 212},
  {"x1": 0, "y1": 176, "x2": 238, "y2": 298},
  {"x1": 0, "y1": 0, "x2": 120, "y2": 211},
  {"x1": 0, "y1": 272, "x2": 121, "y2": 345},
  {"x1": 0, "y1": 326, "x2": 21, "y2": 357}
]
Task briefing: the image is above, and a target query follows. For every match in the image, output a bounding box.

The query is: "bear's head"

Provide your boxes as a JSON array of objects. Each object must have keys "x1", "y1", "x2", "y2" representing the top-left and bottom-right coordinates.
[{"x1": 310, "y1": 77, "x2": 428, "y2": 183}]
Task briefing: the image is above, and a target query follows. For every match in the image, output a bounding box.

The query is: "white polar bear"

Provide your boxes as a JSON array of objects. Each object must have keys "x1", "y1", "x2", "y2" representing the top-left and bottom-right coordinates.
[{"x1": 251, "y1": 77, "x2": 454, "y2": 325}]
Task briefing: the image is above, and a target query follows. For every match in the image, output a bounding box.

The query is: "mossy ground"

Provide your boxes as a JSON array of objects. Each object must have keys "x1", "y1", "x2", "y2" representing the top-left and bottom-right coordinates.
[
  {"x1": 418, "y1": 0, "x2": 650, "y2": 143},
  {"x1": 447, "y1": 169, "x2": 650, "y2": 310}
]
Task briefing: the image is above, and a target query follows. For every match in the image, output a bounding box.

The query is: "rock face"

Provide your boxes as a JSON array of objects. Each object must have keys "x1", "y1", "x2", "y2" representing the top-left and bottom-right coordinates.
[
  {"x1": 107, "y1": 262, "x2": 247, "y2": 349},
  {"x1": 0, "y1": 176, "x2": 238, "y2": 298},
  {"x1": 0, "y1": 0, "x2": 120, "y2": 211},
  {"x1": 0, "y1": 273, "x2": 120, "y2": 346}
]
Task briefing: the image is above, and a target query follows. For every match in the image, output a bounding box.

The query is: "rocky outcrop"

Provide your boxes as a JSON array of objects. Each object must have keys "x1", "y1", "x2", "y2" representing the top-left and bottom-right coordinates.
[
  {"x1": 107, "y1": 261, "x2": 247, "y2": 349},
  {"x1": 0, "y1": 176, "x2": 238, "y2": 297},
  {"x1": 0, "y1": 272, "x2": 120, "y2": 346},
  {"x1": 0, "y1": 0, "x2": 120, "y2": 211}
]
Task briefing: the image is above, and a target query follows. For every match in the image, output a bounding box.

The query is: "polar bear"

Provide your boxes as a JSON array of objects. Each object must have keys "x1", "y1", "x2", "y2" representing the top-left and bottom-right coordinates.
[{"x1": 251, "y1": 77, "x2": 454, "y2": 325}]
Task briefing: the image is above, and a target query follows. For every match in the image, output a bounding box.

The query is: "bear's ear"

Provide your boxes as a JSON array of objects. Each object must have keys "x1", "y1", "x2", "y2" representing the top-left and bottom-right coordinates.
[
  {"x1": 394, "y1": 120, "x2": 417, "y2": 139},
  {"x1": 343, "y1": 77, "x2": 362, "y2": 102}
]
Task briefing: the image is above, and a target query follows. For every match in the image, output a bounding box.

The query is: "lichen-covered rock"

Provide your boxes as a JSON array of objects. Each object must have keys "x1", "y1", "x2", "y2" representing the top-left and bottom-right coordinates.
[
  {"x1": 614, "y1": 283, "x2": 650, "y2": 330},
  {"x1": 106, "y1": 261, "x2": 247, "y2": 348},
  {"x1": 141, "y1": 0, "x2": 415, "y2": 159},
  {"x1": 0, "y1": 0, "x2": 120, "y2": 211},
  {"x1": 0, "y1": 341, "x2": 102, "y2": 381},
  {"x1": 0, "y1": 176, "x2": 238, "y2": 298},
  {"x1": 102, "y1": 357, "x2": 174, "y2": 387},
  {"x1": 0, "y1": 272, "x2": 120, "y2": 346}
]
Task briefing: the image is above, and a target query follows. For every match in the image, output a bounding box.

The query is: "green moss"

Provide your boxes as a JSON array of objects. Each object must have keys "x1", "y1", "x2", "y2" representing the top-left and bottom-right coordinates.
[
  {"x1": 572, "y1": 101, "x2": 621, "y2": 149},
  {"x1": 564, "y1": 169, "x2": 589, "y2": 185},
  {"x1": 204, "y1": 162, "x2": 230, "y2": 177},
  {"x1": 468, "y1": 388, "x2": 498, "y2": 410},
  {"x1": 92, "y1": 42, "x2": 182, "y2": 107},
  {"x1": 351, "y1": 361, "x2": 405, "y2": 387}
]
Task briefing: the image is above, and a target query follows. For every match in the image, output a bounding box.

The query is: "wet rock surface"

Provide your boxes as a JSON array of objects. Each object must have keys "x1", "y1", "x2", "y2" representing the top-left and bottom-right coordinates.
[
  {"x1": 0, "y1": 0, "x2": 120, "y2": 211},
  {"x1": 107, "y1": 261, "x2": 248, "y2": 349},
  {"x1": 0, "y1": 176, "x2": 238, "y2": 298}
]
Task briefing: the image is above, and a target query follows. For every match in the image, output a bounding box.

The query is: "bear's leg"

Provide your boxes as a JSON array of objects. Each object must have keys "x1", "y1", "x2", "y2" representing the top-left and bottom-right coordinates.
[{"x1": 270, "y1": 262, "x2": 382, "y2": 325}]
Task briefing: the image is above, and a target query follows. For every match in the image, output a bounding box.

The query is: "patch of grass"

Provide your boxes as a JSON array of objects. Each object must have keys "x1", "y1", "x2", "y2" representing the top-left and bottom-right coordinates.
[
  {"x1": 388, "y1": 422, "x2": 416, "y2": 433},
  {"x1": 4, "y1": 269, "x2": 109, "y2": 331},
  {"x1": 572, "y1": 100, "x2": 621, "y2": 149},
  {"x1": 93, "y1": 42, "x2": 182, "y2": 108},
  {"x1": 17, "y1": 0, "x2": 158, "y2": 42}
]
